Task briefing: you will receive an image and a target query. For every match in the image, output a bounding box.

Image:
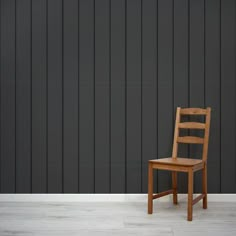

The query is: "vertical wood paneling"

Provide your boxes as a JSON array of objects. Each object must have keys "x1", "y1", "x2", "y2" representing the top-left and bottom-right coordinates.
[
  {"x1": 0, "y1": 0, "x2": 16, "y2": 193},
  {"x1": 47, "y1": 0, "x2": 63, "y2": 193},
  {"x1": 63, "y1": 0, "x2": 79, "y2": 193},
  {"x1": 94, "y1": 0, "x2": 110, "y2": 193},
  {"x1": 0, "y1": 0, "x2": 236, "y2": 194},
  {"x1": 79, "y1": 0, "x2": 95, "y2": 193},
  {"x1": 205, "y1": 0, "x2": 221, "y2": 193},
  {"x1": 173, "y1": 0, "x2": 189, "y2": 193},
  {"x1": 157, "y1": 0, "x2": 173, "y2": 192},
  {"x1": 32, "y1": 0, "x2": 47, "y2": 193},
  {"x1": 110, "y1": 0, "x2": 126, "y2": 193},
  {"x1": 221, "y1": 0, "x2": 236, "y2": 193},
  {"x1": 189, "y1": 0, "x2": 205, "y2": 193},
  {"x1": 15, "y1": 0, "x2": 31, "y2": 193},
  {"x1": 142, "y1": 0, "x2": 157, "y2": 193},
  {"x1": 126, "y1": 0, "x2": 142, "y2": 193}
]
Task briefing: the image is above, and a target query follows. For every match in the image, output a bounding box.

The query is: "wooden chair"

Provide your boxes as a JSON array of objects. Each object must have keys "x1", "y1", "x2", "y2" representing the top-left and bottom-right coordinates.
[{"x1": 148, "y1": 107, "x2": 211, "y2": 221}]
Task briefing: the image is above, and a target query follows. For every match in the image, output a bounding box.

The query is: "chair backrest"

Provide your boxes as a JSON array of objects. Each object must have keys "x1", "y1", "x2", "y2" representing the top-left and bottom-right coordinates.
[{"x1": 172, "y1": 107, "x2": 211, "y2": 162}]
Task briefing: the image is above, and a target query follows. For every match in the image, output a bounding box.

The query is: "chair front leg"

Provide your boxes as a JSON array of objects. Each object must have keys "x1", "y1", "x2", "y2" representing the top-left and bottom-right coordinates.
[
  {"x1": 148, "y1": 162, "x2": 153, "y2": 214},
  {"x1": 172, "y1": 171, "x2": 178, "y2": 204},
  {"x1": 202, "y1": 164, "x2": 207, "y2": 209},
  {"x1": 187, "y1": 169, "x2": 193, "y2": 221}
]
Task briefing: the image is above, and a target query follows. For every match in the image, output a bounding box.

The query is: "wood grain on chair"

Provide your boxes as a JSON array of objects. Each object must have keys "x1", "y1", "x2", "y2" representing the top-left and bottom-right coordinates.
[{"x1": 148, "y1": 107, "x2": 211, "y2": 221}]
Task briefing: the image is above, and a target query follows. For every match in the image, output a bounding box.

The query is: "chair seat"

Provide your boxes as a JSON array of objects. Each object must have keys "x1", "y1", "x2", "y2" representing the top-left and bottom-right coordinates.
[{"x1": 149, "y1": 157, "x2": 203, "y2": 167}]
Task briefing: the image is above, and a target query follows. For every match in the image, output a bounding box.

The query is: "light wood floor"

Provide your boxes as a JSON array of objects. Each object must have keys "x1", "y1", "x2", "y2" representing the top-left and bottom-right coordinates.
[{"x1": 0, "y1": 200, "x2": 236, "y2": 236}]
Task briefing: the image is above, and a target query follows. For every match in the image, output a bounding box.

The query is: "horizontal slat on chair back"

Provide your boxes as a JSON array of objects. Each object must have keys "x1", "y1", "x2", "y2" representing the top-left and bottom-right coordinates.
[
  {"x1": 177, "y1": 136, "x2": 204, "y2": 144},
  {"x1": 178, "y1": 122, "x2": 205, "y2": 129},
  {"x1": 180, "y1": 108, "x2": 207, "y2": 115}
]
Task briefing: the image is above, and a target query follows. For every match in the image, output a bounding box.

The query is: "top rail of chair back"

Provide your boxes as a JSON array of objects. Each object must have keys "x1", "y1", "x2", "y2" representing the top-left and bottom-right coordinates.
[{"x1": 179, "y1": 108, "x2": 209, "y2": 115}]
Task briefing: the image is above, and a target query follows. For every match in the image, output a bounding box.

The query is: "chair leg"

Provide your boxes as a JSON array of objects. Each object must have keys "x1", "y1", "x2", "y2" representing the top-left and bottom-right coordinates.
[
  {"x1": 172, "y1": 171, "x2": 178, "y2": 204},
  {"x1": 187, "y1": 169, "x2": 193, "y2": 221},
  {"x1": 148, "y1": 163, "x2": 153, "y2": 214},
  {"x1": 202, "y1": 164, "x2": 207, "y2": 209}
]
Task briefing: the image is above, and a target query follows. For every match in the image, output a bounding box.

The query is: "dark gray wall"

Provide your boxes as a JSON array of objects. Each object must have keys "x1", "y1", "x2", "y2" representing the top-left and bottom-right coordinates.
[{"x1": 0, "y1": 0, "x2": 235, "y2": 193}]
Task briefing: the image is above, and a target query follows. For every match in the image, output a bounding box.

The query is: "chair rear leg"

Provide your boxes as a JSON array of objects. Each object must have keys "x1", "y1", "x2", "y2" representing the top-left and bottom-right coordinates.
[
  {"x1": 202, "y1": 164, "x2": 207, "y2": 209},
  {"x1": 172, "y1": 171, "x2": 178, "y2": 204},
  {"x1": 187, "y1": 169, "x2": 193, "y2": 221},
  {"x1": 148, "y1": 163, "x2": 153, "y2": 214}
]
